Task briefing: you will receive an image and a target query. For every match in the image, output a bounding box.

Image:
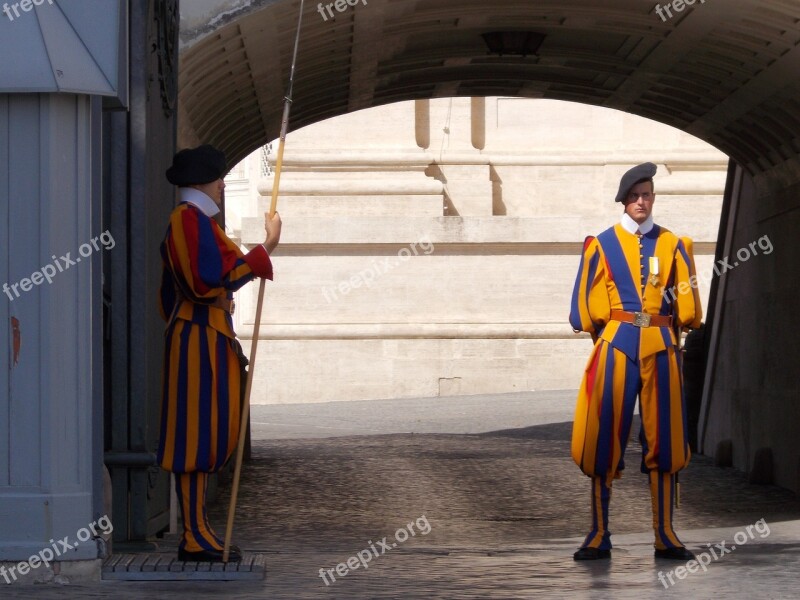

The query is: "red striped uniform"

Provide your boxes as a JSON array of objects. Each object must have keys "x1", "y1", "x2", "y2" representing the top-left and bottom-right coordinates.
[{"x1": 157, "y1": 201, "x2": 272, "y2": 552}]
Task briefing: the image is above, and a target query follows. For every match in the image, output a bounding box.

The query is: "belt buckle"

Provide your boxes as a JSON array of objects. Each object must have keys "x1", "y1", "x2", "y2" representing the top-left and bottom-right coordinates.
[{"x1": 632, "y1": 312, "x2": 651, "y2": 327}]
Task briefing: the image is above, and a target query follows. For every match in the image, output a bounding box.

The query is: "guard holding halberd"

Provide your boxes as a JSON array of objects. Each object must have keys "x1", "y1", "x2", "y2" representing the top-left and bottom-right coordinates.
[
  {"x1": 569, "y1": 162, "x2": 702, "y2": 561},
  {"x1": 157, "y1": 144, "x2": 282, "y2": 563}
]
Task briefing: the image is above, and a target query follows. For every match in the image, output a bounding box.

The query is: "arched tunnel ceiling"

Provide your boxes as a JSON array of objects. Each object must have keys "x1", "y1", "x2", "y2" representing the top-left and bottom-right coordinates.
[{"x1": 178, "y1": 0, "x2": 800, "y2": 175}]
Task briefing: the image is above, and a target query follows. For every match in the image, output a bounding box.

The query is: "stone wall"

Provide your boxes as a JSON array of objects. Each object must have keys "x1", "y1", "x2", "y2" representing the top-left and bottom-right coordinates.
[
  {"x1": 700, "y1": 164, "x2": 800, "y2": 492},
  {"x1": 224, "y1": 98, "x2": 727, "y2": 404}
]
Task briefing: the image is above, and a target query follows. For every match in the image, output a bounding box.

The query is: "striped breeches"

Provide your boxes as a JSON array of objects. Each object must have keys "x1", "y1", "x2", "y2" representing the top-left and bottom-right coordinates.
[
  {"x1": 175, "y1": 472, "x2": 225, "y2": 552},
  {"x1": 158, "y1": 319, "x2": 242, "y2": 474},
  {"x1": 572, "y1": 341, "x2": 690, "y2": 478},
  {"x1": 574, "y1": 341, "x2": 689, "y2": 550}
]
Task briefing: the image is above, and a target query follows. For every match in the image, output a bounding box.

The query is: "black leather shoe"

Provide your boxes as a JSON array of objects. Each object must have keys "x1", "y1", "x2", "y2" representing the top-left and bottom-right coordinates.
[
  {"x1": 654, "y1": 547, "x2": 695, "y2": 560},
  {"x1": 178, "y1": 546, "x2": 242, "y2": 563},
  {"x1": 573, "y1": 547, "x2": 611, "y2": 560}
]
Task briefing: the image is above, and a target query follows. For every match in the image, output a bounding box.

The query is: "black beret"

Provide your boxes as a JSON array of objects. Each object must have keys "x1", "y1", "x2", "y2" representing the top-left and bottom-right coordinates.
[
  {"x1": 615, "y1": 162, "x2": 657, "y2": 203},
  {"x1": 166, "y1": 144, "x2": 227, "y2": 186}
]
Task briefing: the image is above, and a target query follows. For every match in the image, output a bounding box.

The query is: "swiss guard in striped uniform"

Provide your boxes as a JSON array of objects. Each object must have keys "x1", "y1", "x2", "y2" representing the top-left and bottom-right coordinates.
[
  {"x1": 158, "y1": 145, "x2": 282, "y2": 562},
  {"x1": 569, "y1": 163, "x2": 702, "y2": 561}
]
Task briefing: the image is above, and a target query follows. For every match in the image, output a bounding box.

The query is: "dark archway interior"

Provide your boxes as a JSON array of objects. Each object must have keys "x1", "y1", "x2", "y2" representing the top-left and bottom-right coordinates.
[{"x1": 179, "y1": 0, "x2": 800, "y2": 178}]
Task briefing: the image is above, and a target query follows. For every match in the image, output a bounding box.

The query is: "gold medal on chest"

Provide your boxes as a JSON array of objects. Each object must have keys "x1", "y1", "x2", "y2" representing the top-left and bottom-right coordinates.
[{"x1": 648, "y1": 257, "x2": 661, "y2": 287}]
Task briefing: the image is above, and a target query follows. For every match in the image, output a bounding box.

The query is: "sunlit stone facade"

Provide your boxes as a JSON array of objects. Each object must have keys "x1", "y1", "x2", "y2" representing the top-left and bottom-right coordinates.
[{"x1": 224, "y1": 98, "x2": 726, "y2": 404}]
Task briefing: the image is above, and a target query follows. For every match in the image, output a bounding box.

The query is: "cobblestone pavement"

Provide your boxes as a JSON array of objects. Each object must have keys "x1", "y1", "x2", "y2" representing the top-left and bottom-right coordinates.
[{"x1": 5, "y1": 393, "x2": 800, "y2": 598}]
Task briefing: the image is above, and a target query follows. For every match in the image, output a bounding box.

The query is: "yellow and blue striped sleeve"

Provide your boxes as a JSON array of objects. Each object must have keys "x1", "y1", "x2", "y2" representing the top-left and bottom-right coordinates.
[
  {"x1": 570, "y1": 236, "x2": 611, "y2": 335},
  {"x1": 673, "y1": 237, "x2": 702, "y2": 329}
]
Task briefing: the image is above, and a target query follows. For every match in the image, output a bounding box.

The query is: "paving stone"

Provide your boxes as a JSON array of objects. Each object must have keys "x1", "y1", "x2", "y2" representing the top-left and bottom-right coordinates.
[{"x1": 4, "y1": 396, "x2": 800, "y2": 598}]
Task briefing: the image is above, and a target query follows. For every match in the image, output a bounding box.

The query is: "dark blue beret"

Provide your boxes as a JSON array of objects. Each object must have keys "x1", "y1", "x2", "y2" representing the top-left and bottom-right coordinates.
[
  {"x1": 166, "y1": 144, "x2": 227, "y2": 186},
  {"x1": 615, "y1": 162, "x2": 657, "y2": 202}
]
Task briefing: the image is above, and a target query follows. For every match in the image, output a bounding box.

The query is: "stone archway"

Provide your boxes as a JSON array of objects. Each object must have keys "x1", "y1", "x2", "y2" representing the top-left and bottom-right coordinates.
[{"x1": 178, "y1": 0, "x2": 800, "y2": 492}]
